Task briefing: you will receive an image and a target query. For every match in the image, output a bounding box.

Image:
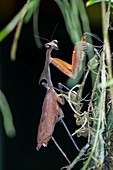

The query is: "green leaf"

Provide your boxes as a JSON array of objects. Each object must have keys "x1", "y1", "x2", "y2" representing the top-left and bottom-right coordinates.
[
  {"x1": 24, "y1": 0, "x2": 41, "y2": 23},
  {"x1": 10, "y1": 3, "x2": 29, "y2": 61},
  {"x1": 0, "y1": 90, "x2": 16, "y2": 137},
  {"x1": 0, "y1": 9, "x2": 22, "y2": 42},
  {"x1": 0, "y1": 0, "x2": 41, "y2": 42},
  {"x1": 86, "y1": 0, "x2": 113, "y2": 7},
  {"x1": 86, "y1": 0, "x2": 101, "y2": 6}
]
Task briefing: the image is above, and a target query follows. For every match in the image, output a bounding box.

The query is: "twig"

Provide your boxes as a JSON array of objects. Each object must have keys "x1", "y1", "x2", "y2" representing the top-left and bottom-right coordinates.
[{"x1": 61, "y1": 143, "x2": 90, "y2": 170}]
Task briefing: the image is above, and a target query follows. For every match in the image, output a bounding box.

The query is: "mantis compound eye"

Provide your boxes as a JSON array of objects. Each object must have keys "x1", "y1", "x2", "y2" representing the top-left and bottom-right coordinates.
[
  {"x1": 52, "y1": 39, "x2": 58, "y2": 45},
  {"x1": 45, "y1": 40, "x2": 59, "y2": 50},
  {"x1": 52, "y1": 40, "x2": 58, "y2": 50},
  {"x1": 45, "y1": 43, "x2": 51, "y2": 48}
]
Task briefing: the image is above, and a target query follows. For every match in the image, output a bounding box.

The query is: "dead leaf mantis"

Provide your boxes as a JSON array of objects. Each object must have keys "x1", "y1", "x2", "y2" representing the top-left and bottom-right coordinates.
[
  {"x1": 37, "y1": 40, "x2": 64, "y2": 150},
  {"x1": 37, "y1": 33, "x2": 103, "y2": 165},
  {"x1": 37, "y1": 40, "x2": 79, "y2": 153}
]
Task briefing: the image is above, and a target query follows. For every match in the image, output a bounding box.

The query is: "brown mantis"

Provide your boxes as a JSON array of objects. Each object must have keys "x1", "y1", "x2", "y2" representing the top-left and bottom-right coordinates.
[
  {"x1": 37, "y1": 39, "x2": 81, "y2": 164},
  {"x1": 37, "y1": 33, "x2": 102, "y2": 165},
  {"x1": 37, "y1": 39, "x2": 80, "y2": 156},
  {"x1": 37, "y1": 40, "x2": 64, "y2": 149}
]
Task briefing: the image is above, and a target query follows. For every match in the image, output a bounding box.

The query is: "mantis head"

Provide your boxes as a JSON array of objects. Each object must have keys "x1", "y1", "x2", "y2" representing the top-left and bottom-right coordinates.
[{"x1": 45, "y1": 40, "x2": 58, "y2": 50}]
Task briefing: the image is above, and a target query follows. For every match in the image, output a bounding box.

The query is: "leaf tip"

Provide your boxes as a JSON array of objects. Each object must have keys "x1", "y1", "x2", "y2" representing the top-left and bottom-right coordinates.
[{"x1": 86, "y1": 1, "x2": 91, "y2": 7}]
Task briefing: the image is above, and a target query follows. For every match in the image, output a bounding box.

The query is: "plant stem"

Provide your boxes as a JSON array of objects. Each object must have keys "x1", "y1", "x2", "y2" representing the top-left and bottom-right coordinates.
[{"x1": 101, "y1": 0, "x2": 113, "y2": 107}]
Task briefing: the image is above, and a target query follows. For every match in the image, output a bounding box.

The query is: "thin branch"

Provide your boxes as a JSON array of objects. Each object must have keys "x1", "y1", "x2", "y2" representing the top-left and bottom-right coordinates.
[{"x1": 61, "y1": 143, "x2": 90, "y2": 170}]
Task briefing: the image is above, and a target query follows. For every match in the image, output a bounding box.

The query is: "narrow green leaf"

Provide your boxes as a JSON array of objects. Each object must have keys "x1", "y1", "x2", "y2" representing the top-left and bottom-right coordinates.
[
  {"x1": 0, "y1": 8, "x2": 23, "y2": 42},
  {"x1": 0, "y1": 0, "x2": 39, "y2": 42},
  {"x1": 10, "y1": 3, "x2": 29, "y2": 61},
  {"x1": 86, "y1": 0, "x2": 101, "y2": 7},
  {"x1": 24, "y1": 0, "x2": 41, "y2": 23},
  {"x1": 0, "y1": 90, "x2": 16, "y2": 137},
  {"x1": 86, "y1": 0, "x2": 113, "y2": 7}
]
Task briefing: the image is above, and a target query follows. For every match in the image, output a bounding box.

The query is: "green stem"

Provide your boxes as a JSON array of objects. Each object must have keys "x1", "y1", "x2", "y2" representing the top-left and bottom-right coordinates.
[{"x1": 101, "y1": 0, "x2": 113, "y2": 107}]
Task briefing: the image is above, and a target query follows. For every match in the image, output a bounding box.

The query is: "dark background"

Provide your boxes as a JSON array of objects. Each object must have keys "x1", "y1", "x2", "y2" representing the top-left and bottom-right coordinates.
[{"x1": 0, "y1": 0, "x2": 104, "y2": 170}]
